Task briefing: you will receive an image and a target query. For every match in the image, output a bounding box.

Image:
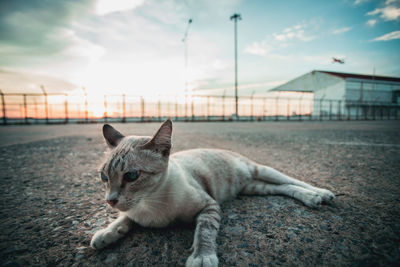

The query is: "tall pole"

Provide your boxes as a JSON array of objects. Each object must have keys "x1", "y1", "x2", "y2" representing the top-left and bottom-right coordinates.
[
  {"x1": 230, "y1": 13, "x2": 241, "y2": 118},
  {"x1": 182, "y1": 18, "x2": 192, "y2": 120}
]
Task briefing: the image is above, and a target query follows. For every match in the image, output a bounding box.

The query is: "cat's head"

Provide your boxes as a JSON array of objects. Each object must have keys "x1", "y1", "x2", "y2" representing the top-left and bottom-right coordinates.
[{"x1": 98, "y1": 119, "x2": 172, "y2": 211}]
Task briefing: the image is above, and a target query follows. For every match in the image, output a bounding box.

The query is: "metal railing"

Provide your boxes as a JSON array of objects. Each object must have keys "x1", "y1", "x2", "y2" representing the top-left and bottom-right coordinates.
[{"x1": 0, "y1": 91, "x2": 398, "y2": 125}]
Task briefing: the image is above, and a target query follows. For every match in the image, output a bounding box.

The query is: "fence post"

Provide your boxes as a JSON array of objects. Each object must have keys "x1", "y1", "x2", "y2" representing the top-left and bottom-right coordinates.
[
  {"x1": 23, "y1": 94, "x2": 28, "y2": 124},
  {"x1": 287, "y1": 99, "x2": 290, "y2": 120},
  {"x1": 372, "y1": 103, "x2": 376, "y2": 120},
  {"x1": 0, "y1": 90, "x2": 6, "y2": 125},
  {"x1": 387, "y1": 104, "x2": 390, "y2": 120},
  {"x1": 140, "y1": 96, "x2": 144, "y2": 122},
  {"x1": 64, "y1": 94, "x2": 69, "y2": 124},
  {"x1": 191, "y1": 95, "x2": 194, "y2": 121},
  {"x1": 356, "y1": 103, "x2": 359, "y2": 120},
  {"x1": 222, "y1": 90, "x2": 226, "y2": 121},
  {"x1": 347, "y1": 103, "x2": 350, "y2": 120},
  {"x1": 364, "y1": 103, "x2": 367, "y2": 120},
  {"x1": 82, "y1": 87, "x2": 88, "y2": 123},
  {"x1": 263, "y1": 97, "x2": 267, "y2": 121},
  {"x1": 275, "y1": 93, "x2": 280, "y2": 121},
  {"x1": 185, "y1": 93, "x2": 188, "y2": 121},
  {"x1": 319, "y1": 98, "x2": 323, "y2": 121},
  {"x1": 207, "y1": 96, "x2": 210, "y2": 121},
  {"x1": 122, "y1": 94, "x2": 126, "y2": 123},
  {"x1": 338, "y1": 100, "x2": 342, "y2": 120},
  {"x1": 299, "y1": 93, "x2": 303, "y2": 121},
  {"x1": 251, "y1": 92, "x2": 255, "y2": 121},
  {"x1": 34, "y1": 99, "x2": 38, "y2": 123},
  {"x1": 158, "y1": 95, "x2": 161, "y2": 121},
  {"x1": 329, "y1": 100, "x2": 332, "y2": 120},
  {"x1": 104, "y1": 95, "x2": 108, "y2": 123},
  {"x1": 175, "y1": 95, "x2": 178, "y2": 121},
  {"x1": 41, "y1": 85, "x2": 49, "y2": 124}
]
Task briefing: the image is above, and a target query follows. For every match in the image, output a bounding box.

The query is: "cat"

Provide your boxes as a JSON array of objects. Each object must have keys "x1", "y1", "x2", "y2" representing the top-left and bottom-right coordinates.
[{"x1": 90, "y1": 119, "x2": 335, "y2": 267}]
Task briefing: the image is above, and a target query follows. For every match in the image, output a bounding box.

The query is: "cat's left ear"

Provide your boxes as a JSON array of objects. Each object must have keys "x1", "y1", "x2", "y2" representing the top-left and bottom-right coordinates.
[
  {"x1": 103, "y1": 124, "x2": 125, "y2": 148},
  {"x1": 142, "y1": 119, "x2": 172, "y2": 156}
]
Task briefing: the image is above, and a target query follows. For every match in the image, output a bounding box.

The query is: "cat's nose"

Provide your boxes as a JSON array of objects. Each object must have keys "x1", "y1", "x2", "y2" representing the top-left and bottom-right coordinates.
[{"x1": 106, "y1": 198, "x2": 118, "y2": 206}]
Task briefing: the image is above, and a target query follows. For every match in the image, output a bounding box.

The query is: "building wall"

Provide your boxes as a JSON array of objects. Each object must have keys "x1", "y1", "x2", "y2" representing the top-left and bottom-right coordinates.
[
  {"x1": 345, "y1": 78, "x2": 400, "y2": 103},
  {"x1": 312, "y1": 77, "x2": 345, "y2": 116},
  {"x1": 344, "y1": 78, "x2": 400, "y2": 117}
]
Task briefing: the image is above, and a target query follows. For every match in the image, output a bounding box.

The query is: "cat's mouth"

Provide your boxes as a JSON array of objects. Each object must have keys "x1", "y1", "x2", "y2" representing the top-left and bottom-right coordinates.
[{"x1": 116, "y1": 206, "x2": 128, "y2": 211}]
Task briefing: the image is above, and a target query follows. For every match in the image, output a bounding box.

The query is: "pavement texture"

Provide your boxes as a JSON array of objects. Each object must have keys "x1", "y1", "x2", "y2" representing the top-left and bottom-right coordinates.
[{"x1": 0, "y1": 121, "x2": 399, "y2": 266}]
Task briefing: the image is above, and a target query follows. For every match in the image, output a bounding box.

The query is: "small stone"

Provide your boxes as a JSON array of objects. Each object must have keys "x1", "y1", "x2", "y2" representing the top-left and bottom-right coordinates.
[
  {"x1": 104, "y1": 253, "x2": 119, "y2": 266},
  {"x1": 225, "y1": 226, "x2": 245, "y2": 237},
  {"x1": 237, "y1": 243, "x2": 249, "y2": 249},
  {"x1": 75, "y1": 253, "x2": 85, "y2": 261}
]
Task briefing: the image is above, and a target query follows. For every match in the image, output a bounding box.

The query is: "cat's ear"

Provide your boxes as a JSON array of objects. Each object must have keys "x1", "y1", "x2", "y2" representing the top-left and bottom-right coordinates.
[
  {"x1": 103, "y1": 124, "x2": 125, "y2": 148},
  {"x1": 142, "y1": 119, "x2": 172, "y2": 156}
]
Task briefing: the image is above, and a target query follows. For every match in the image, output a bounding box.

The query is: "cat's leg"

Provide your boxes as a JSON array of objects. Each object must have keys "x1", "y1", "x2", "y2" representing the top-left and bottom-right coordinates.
[
  {"x1": 254, "y1": 164, "x2": 335, "y2": 203},
  {"x1": 90, "y1": 213, "x2": 133, "y2": 249},
  {"x1": 186, "y1": 199, "x2": 221, "y2": 267},
  {"x1": 241, "y1": 180, "x2": 323, "y2": 208}
]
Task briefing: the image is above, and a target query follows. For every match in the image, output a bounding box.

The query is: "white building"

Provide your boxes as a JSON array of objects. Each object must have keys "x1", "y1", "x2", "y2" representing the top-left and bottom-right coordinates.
[{"x1": 271, "y1": 70, "x2": 400, "y2": 118}]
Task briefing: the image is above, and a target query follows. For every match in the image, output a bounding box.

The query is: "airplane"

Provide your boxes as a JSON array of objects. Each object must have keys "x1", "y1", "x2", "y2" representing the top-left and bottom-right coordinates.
[{"x1": 332, "y1": 57, "x2": 345, "y2": 64}]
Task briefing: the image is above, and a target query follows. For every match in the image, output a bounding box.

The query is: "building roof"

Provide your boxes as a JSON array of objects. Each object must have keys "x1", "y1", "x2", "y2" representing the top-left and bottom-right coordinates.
[
  {"x1": 270, "y1": 70, "x2": 400, "y2": 93},
  {"x1": 318, "y1": 70, "x2": 400, "y2": 83}
]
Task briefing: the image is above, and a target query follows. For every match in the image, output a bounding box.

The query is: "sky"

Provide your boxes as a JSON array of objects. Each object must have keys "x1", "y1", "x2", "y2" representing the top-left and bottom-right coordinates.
[{"x1": 0, "y1": 0, "x2": 399, "y2": 96}]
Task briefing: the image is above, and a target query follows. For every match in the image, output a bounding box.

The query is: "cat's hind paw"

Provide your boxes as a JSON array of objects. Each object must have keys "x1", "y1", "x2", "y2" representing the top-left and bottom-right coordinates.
[
  {"x1": 317, "y1": 188, "x2": 335, "y2": 203},
  {"x1": 301, "y1": 191, "x2": 323, "y2": 209},
  {"x1": 186, "y1": 252, "x2": 218, "y2": 267},
  {"x1": 90, "y1": 228, "x2": 121, "y2": 250}
]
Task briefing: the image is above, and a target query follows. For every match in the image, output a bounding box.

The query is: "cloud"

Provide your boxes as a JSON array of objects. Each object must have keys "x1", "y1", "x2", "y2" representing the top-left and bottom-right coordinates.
[
  {"x1": 385, "y1": 0, "x2": 400, "y2": 4},
  {"x1": 244, "y1": 41, "x2": 273, "y2": 56},
  {"x1": 367, "y1": 5, "x2": 400, "y2": 21},
  {"x1": 354, "y1": 0, "x2": 370, "y2": 5},
  {"x1": 0, "y1": 0, "x2": 93, "y2": 51},
  {"x1": 366, "y1": 19, "x2": 377, "y2": 26},
  {"x1": 272, "y1": 24, "x2": 315, "y2": 42},
  {"x1": 332, "y1": 27, "x2": 352, "y2": 34},
  {"x1": 0, "y1": 68, "x2": 78, "y2": 93},
  {"x1": 95, "y1": 0, "x2": 145, "y2": 16},
  {"x1": 373, "y1": 30, "x2": 400, "y2": 41},
  {"x1": 0, "y1": 0, "x2": 101, "y2": 70},
  {"x1": 244, "y1": 22, "x2": 317, "y2": 60}
]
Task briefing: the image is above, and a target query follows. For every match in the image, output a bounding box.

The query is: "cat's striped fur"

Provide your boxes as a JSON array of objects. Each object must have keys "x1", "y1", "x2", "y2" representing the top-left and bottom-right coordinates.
[{"x1": 90, "y1": 120, "x2": 335, "y2": 267}]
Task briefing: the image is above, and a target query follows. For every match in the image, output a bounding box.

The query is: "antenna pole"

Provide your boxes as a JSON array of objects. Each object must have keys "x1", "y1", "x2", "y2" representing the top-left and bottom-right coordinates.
[
  {"x1": 182, "y1": 18, "x2": 193, "y2": 119},
  {"x1": 230, "y1": 13, "x2": 241, "y2": 118}
]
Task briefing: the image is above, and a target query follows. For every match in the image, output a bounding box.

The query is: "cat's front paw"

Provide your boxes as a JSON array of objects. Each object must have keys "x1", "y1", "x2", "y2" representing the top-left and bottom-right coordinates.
[
  {"x1": 90, "y1": 228, "x2": 121, "y2": 250},
  {"x1": 186, "y1": 252, "x2": 218, "y2": 267}
]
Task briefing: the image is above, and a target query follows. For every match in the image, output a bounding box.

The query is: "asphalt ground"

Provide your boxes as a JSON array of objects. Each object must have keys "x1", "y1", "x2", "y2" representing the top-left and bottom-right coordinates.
[{"x1": 0, "y1": 121, "x2": 399, "y2": 266}]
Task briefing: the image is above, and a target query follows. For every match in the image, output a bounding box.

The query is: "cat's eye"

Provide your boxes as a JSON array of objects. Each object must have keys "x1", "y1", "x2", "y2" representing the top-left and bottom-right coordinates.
[
  {"x1": 101, "y1": 172, "x2": 109, "y2": 182},
  {"x1": 123, "y1": 170, "x2": 140, "y2": 182}
]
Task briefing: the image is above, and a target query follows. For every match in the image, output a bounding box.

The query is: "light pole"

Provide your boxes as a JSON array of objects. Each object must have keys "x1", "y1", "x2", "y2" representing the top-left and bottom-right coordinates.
[
  {"x1": 182, "y1": 18, "x2": 193, "y2": 120},
  {"x1": 230, "y1": 13, "x2": 241, "y2": 119}
]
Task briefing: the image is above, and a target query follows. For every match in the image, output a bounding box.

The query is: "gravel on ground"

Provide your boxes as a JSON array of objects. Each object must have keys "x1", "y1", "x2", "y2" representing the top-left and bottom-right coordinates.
[{"x1": 0, "y1": 121, "x2": 399, "y2": 266}]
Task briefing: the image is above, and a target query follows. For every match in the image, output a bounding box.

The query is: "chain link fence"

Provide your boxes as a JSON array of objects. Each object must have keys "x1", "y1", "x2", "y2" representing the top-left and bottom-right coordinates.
[{"x1": 0, "y1": 91, "x2": 399, "y2": 125}]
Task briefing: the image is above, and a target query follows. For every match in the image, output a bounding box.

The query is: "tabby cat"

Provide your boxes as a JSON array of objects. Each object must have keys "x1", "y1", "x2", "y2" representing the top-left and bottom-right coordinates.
[{"x1": 90, "y1": 120, "x2": 335, "y2": 267}]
